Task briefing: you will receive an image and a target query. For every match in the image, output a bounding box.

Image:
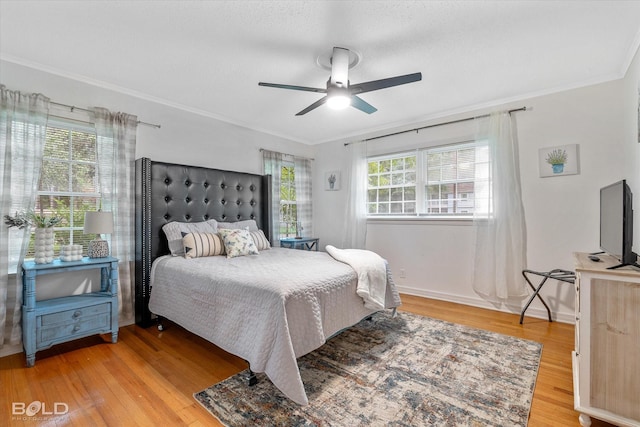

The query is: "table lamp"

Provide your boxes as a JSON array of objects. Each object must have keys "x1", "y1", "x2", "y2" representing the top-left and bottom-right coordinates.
[{"x1": 84, "y1": 211, "x2": 113, "y2": 258}]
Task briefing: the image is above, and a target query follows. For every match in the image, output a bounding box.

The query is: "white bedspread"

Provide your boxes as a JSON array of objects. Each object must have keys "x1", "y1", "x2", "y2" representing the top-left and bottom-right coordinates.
[{"x1": 148, "y1": 247, "x2": 401, "y2": 405}]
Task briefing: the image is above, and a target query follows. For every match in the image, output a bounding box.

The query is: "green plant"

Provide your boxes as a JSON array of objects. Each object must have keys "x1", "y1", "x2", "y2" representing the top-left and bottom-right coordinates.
[
  {"x1": 545, "y1": 149, "x2": 567, "y2": 165},
  {"x1": 4, "y1": 210, "x2": 63, "y2": 229}
]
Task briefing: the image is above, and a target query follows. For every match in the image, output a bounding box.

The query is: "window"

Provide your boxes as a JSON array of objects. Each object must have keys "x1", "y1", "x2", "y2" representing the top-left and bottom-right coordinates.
[
  {"x1": 263, "y1": 151, "x2": 312, "y2": 240},
  {"x1": 279, "y1": 162, "x2": 298, "y2": 236},
  {"x1": 367, "y1": 154, "x2": 417, "y2": 215},
  {"x1": 28, "y1": 120, "x2": 100, "y2": 257},
  {"x1": 367, "y1": 141, "x2": 489, "y2": 218}
]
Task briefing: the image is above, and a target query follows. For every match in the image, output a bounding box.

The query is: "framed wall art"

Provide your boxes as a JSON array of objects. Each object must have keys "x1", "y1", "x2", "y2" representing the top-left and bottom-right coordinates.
[
  {"x1": 325, "y1": 171, "x2": 340, "y2": 190},
  {"x1": 538, "y1": 144, "x2": 579, "y2": 177}
]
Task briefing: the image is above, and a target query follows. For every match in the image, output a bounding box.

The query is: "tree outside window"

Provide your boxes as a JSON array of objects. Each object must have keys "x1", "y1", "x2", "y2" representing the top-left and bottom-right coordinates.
[{"x1": 280, "y1": 164, "x2": 297, "y2": 236}]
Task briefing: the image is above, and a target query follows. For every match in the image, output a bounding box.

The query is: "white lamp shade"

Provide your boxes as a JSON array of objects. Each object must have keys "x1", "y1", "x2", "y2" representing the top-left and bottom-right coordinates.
[{"x1": 84, "y1": 211, "x2": 113, "y2": 234}]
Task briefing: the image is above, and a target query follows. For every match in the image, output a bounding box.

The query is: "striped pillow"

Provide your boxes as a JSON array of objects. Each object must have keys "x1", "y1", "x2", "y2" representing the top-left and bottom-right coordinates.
[
  {"x1": 182, "y1": 232, "x2": 225, "y2": 258},
  {"x1": 250, "y1": 230, "x2": 271, "y2": 251}
]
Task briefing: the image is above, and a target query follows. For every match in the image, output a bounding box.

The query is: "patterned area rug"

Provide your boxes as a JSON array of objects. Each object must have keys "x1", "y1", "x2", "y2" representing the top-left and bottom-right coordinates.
[{"x1": 194, "y1": 311, "x2": 542, "y2": 426}]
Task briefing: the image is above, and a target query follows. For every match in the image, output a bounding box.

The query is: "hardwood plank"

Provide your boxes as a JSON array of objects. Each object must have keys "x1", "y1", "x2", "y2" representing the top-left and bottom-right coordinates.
[{"x1": 0, "y1": 294, "x2": 615, "y2": 426}]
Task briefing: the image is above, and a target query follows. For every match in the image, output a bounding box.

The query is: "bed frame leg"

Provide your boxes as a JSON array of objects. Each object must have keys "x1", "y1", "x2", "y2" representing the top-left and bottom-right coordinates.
[
  {"x1": 247, "y1": 369, "x2": 258, "y2": 386},
  {"x1": 156, "y1": 316, "x2": 165, "y2": 331}
]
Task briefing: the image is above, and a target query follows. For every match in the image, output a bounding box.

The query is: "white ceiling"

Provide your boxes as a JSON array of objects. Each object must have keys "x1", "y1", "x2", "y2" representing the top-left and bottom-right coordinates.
[{"x1": 1, "y1": 1, "x2": 640, "y2": 145}]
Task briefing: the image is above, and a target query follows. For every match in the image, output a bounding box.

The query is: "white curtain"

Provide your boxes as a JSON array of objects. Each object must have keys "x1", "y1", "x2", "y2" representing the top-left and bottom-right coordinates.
[
  {"x1": 262, "y1": 150, "x2": 284, "y2": 243},
  {"x1": 0, "y1": 85, "x2": 50, "y2": 347},
  {"x1": 473, "y1": 112, "x2": 527, "y2": 300},
  {"x1": 91, "y1": 107, "x2": 137, "y2": 322},
  {"x1": 341, "y1": 141, "x2": 368, "y2": 249},
  {"x1": 294, "y1": 157, "x2": 313, "y2": 238}
]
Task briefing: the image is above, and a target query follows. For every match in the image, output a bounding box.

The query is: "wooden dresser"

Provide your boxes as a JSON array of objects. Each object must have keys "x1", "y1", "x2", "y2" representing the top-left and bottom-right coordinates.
[{"x1": 573, "y1": 252, "x2": 640, "y2": 427}]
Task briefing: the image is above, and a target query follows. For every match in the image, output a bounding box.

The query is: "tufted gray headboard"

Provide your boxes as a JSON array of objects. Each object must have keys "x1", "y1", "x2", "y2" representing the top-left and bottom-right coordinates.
[{"x1": 134, "y1": 157, "x2": 272, "y2": 326}]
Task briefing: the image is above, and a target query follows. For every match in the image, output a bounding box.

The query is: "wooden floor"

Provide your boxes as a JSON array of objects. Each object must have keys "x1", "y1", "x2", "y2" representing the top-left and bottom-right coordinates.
[{"x1": 1, "y1": 294, "x2": 614, "y2": 426}]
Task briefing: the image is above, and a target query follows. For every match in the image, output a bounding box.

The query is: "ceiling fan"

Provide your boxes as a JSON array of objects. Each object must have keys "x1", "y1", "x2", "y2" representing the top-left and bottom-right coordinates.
[{"x1": 258, "y1": 47, "x2": 422, "y2": 116}]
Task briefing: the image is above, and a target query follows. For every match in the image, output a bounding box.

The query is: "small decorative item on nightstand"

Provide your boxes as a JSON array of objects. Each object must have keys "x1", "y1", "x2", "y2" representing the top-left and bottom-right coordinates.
[
  {"x1": 84, "y1": 211, "x2": 113, "y2": 258},
  {"x1": 4, "y1": 210, "x2": 62, "y2": 264},
  {"x1": 60, "y1": 244, "x2": 83, "y2": 261}
]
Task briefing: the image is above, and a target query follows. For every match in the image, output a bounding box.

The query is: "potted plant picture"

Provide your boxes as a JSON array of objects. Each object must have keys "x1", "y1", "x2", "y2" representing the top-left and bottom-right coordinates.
[
  {"x1": 545, "y1": 148, "x2": 568, "y2": 174},
  {"x1": 328, "y1": 174, "x2": 336, "y2": 190},
  {"x1": 538, "y1": 144, "x2": 579, "y2": 177},
  {"x1": 324, "y1": 170, "x2": 340, "y2": 190}
]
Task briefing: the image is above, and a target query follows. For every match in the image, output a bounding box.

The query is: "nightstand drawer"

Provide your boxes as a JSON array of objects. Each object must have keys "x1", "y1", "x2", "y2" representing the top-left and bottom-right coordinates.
[
  {"x1": 39, "y1": 303, "x2": 111, "y2": 326},
  {"x1": 38, "y1": 308, "x2": 111, "y2": 344}
]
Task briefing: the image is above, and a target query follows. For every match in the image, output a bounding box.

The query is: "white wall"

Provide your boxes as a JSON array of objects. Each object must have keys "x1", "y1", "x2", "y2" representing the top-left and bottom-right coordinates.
[
  {"x1": 622, "y1": 43, "x2": 640, "y2": 248},
  {"x1": 0, "y1": 60, "x2": 313, "y2": 170},
  {"x1": 314, "y1": 73, "x2": 635, "y2": 323}
]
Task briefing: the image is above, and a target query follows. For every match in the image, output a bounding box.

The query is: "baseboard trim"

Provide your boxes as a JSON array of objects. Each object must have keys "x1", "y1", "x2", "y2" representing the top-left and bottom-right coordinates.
[{"x1": 396, "y1": 285, "x2": 575, "y2": 325}]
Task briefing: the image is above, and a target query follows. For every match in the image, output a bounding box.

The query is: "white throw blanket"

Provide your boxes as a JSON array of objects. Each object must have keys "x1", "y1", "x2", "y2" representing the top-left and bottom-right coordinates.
[{"x1": 325, "y1": 245, "x2": 388, "y2": 310}]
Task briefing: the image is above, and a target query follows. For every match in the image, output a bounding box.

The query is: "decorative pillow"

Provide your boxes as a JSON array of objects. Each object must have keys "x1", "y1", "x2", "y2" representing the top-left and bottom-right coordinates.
[
  {"x1": 162, "y1": 219, "x2": 218, "y2": 256},
  {"x1": 217, "y1": 219, "x2": 259, "y2": 232},
  {"x1": 250, "y1": 229, "x2": 271, "y2": 251},
  {"x1": 182, "y1": 232, "x2": 225, "y2": 258},
  {"x1": 218, "y1": 228, "x2": 259, "y2": 258}
]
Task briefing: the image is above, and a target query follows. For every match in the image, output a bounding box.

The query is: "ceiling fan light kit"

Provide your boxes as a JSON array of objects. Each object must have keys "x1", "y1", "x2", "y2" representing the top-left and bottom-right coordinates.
[
  {"x1": 259, "y1": 47, "x2": 422, "y2": 116},
  {"x1": 326, "y1": 85, "x2": 350, "y2": 110}
]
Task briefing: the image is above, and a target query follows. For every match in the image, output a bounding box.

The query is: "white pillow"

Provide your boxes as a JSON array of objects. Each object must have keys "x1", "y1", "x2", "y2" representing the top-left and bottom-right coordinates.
[
  {"x1": 162, "y1": 219, "x2": 218, "y2": 256},
  {"x1": 218, "y1": 228, "x2": 259, "y2": 258},
  {"x1": 217, "y1": 219, "x2": 259, "y2": 232}
]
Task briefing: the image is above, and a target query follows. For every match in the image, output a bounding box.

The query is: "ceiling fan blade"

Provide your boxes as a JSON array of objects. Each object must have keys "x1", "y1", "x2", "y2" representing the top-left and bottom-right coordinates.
[
  {"x1": 258, "y1": 82, "x2": 326, "y2": 93},
  {"x1": 350, "y1": 72, "x2": 422, "y2": 95},
  {"x1": 295, "y1": 96, "x2": 328, "y2": 116},
  {"x1": 330, "y1": 47, "x2": 350, "y2": 87},
  {"x1": 351, "y1": 96, "x2": 377, "y2": 114}
]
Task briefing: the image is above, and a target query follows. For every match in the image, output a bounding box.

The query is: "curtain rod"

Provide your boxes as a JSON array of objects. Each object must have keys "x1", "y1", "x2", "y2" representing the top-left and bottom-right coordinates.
[
  {"x1": 50, "y1": 101, "x2": 161, "y2": 129},
  {"x1": 344, "y1": 106, "x2": 528, "y2": 146},
  {"x1": 259, "y1": 148, "x2": 314, "y2": 161}
]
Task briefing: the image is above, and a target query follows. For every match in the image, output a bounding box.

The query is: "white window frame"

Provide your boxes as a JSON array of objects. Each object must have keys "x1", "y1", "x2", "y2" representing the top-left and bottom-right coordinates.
[
  {"x1": 29, "y1": 118, "x2": 100, "y2": 257},
  {"x1": 367, "y1": 151, "x2": 419, "y2": 216},
  {"x1": 367, "y1": 139, "x2": 489, "y2": 220}
]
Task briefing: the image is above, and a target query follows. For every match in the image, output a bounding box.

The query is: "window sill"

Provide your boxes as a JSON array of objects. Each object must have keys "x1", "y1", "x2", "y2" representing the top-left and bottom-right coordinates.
[{"x1": 367, "y1": 216, "x2": 474, "y2": 226}]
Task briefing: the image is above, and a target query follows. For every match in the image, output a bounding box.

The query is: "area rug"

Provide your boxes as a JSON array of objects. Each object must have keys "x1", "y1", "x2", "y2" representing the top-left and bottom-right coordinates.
[{"x1": 194, "y1": 311, "x2": 542, "y2": 426}]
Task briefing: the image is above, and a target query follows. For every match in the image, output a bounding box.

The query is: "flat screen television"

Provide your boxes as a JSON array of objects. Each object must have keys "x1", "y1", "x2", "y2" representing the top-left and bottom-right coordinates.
[{"x1": 599, "y1": 179, "x2": 639, "y2": 269}]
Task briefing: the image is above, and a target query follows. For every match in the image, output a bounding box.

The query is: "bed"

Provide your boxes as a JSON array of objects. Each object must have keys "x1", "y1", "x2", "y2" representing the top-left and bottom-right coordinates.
[{"x1": 134, "y1": 157, "x2": 401, "y2": 405}]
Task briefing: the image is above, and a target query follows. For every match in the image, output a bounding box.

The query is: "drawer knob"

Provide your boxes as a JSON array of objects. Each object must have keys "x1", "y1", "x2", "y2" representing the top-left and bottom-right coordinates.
[
  {"x1": 72, "y1": 325, "x2": 81, "y2": 332},
  {"x1": 72, "y1": 310, "x2": 82, "y2": 318}
]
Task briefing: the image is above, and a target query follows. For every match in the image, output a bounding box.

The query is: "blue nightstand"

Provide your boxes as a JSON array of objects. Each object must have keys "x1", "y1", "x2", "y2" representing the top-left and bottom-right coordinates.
[
  {"x1": 280, "y1": 237, "x2": 319, "y2": 251},
  {"x1": 21, "y1": 257, "x2": 119, "y2": 367}
]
